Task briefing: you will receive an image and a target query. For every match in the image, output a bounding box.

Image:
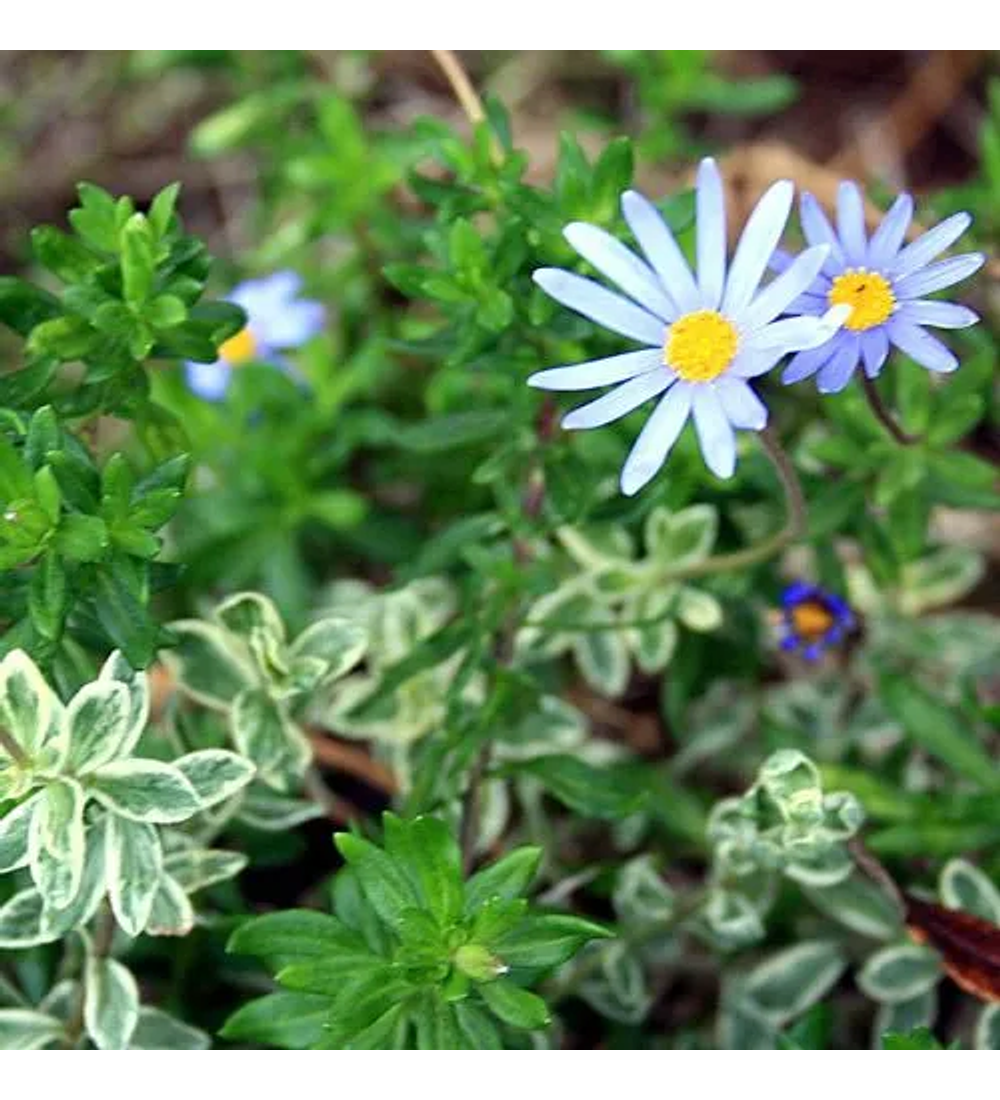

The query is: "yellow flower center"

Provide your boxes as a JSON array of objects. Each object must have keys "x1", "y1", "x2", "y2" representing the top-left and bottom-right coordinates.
[
  {"x1": 218, "y1": 326, "x2": 258, "y2": 366},
  {"x1": 791, "y1": 600, "x2": 835, "y2": 641},
  {"x1": 827, "y1": 269, "x2": 895, "y2": 332},
  {"x1": 664, "y1": 310, "x2": 739, "y2": 383}
]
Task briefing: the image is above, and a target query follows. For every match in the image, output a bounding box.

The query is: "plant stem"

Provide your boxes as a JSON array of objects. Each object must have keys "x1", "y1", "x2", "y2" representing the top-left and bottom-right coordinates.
[
  {"x1": 62, "y1": 903, "x2": 117, "y2": 1049},
  {"x1": 847, "y1": 836, "x2": 906, "y2": 917},
  {"x1": 459, "y1": 740, "x2": 493, "y2": 876},
  {"x1": 860, "y1": 374, "x2": 922, "y2": 446},
  {"x1": 430, "y1": 49, "x2": 486, "y2": 127},
  {"x1": 0, "y1": 726, "x2": 28, "y2": 767}
]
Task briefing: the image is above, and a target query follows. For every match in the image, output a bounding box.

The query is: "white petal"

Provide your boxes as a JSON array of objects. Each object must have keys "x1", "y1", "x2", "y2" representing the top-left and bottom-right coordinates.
[
  {"x1": 738, "y1": 244, "x2": 830, "y2": 332},
  {"x1": 836, "y1": 181, "x2": 867, "y2": 266},
  {"x1": 748, "y1": 305, "x2": 849, "y2": 353},
  {"x1": 564, "y1": 223, "x2": 675, "y2": 320},
  {"x1": 867, "y1": 193, "x2": 913, "y2": 269},
  {"x1": 533, "y1": 268, "x2": 666, "y2": 345},
  {"x1": 620, "y1": 383, "x2": 692, "y2": 496},
  {"x1": 696, "y1": 158, "x2": 727, "y2": 310},
  {"x1": 889, "y1": 212, "x2": 972, "y2": 280},
  {"x1": 621, "y1": 191, "x2": 701, "y2": 314},
  {"x1": 722, "y1": 180, "x2": 794, "y2": 316},
  {"x1": 894, "y1": 253, "x2": 984, "y2": 299},
  {"x1": 894, "y1": 300, "x2": 979, "y2": 330},
  {"x1": 692, "y1": 386, "x2": 738, "y2": 479},
  {"x1": 562, "y1": 370, "x2": 674, "y2": 430},
  {"x1": 800, "y1": 192, "x2": 846, "y2": 275},
  {"x1": 886, "y1": 320, "x2": 959, "y2": 373},
  {"x1": 728, "y1": 347, "x2": 790, "y2": 378},
  {"x1": 715, "y1": 378, "x2": 768, "y2": 430},
  {"x1": 528, "y1": 348, "x2": 663, "y2": 391}
]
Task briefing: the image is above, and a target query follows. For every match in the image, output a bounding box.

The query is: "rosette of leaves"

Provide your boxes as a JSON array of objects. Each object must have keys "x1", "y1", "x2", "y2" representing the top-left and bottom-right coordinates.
[
  {"x1": 223, "y1": 813, "x2": 611, "y2": 1049},
  {"x1": 516, "y1": 506, "x2": 723, "y2": 697},
  {"x1": 704, "y1": 750, "x2": 864, "y2": 946},
  {"x1": 808, "y1": 858, "x2": 1000, "y2": 1050},
  {"x1": 0, "y1": 648, "x2": 254, "y2": 946},
  {"x1": 165, "y1": 591, "x2": 367, "y2": 791}
]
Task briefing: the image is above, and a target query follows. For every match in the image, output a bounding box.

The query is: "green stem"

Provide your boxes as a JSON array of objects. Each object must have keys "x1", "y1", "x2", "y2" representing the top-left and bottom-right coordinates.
[
  {"x1": 860, "y1": 374, "x2": 922, "y2": 446},
  {"x1": 0, "y1": 726, "x2": 27, "y2": 767}
]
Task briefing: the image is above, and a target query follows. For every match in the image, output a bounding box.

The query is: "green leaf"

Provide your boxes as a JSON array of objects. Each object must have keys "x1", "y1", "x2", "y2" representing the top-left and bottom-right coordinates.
[
  {"x1": 0, "y1": 794, "x2": 40, "y2": 873},
  {"x1": 492, "y1": 913, "x2": 612, "y2": 969},
  {"x1": 84, "y1": 957, "x2": 139, "y2": 1050},
  {"x1": 220, "y1": 992, "x2": 330, "y2": 1050},
  {"x1": 573, "y1": 629, "x2": 631, "y2": 696},
  {"x1": 148, "y1": 182, "x2": 181, "y2": 239},
  {"x1": 290, "y1": 618, "x2": 367, "y2": 680},
  {"x1": 478, "y1": 978, "x2": 550, "y2": 1031},
  {"x1": 334, "y1": 832, "x2": 420, "y2": 929},
  {"x1": 29, "y1": 778, "x2": 85, "y2": 909},
  {"x1": 0, "y1": 1008, "x2": 64, "y2": 1050},
  {"x1": 87, "y1": 759, "x2": 201, "y2": 824},
  {"x1": 0, "y1": 889, "x2": 49, "y2": 949},
  {"x1": 0, "y1": 648, "x2": 56, "y2": 759},
  {"x1": 858, "y1": 944, "x2": 942, "y2": 1004},
  {"x1": 97, "y1": 650, "x2": 149, "y2": 757},
  {"x1": 507, "y1": 755, "x2": 646, "y2": 819},
  {"x1": 120, "y1": 214, "x2": 155, "y2": 306},
  {"x1": 464, "y1": 847, "x2": 542, "y2": 912},
  {"x1": 804, "y1": 873, "x2": 902, "y2": 941},
  {"x1": 165, "y1": 620, "x2": 256, "y2": 709},
  {"x1": 879, "y1": 673, "x2": 998, "y2": 789},
  {"x1": 0, "y1": 277, "x2": 61, "y2": 337},
  {"x1": 28, "y1": 554, "x2": 68, "y2": 642},
  {"x1": 162, "y1": 847, "x2": 247, "y2": 893},
  {"x1": 881, "y1": 1025, "x2": 943, "y2": 1050},
  {"x1": 54, "y1": 514, "x2": 108, "y2": 563},
  {"x1": 106, "y1": 815, "x2": 162, "y2": 937},
  {"x1": 128, "y1": 1007, "x2": 209, "y2": 1051},
  {"x1": 229, "y1": 909, "x2": 369, "y2": 968},
  {"x1": 230, "y1": 688, "x2": 309, "y2": 790},
  {"x1": 30, "y1": 225, "x2": 98, "y2": 283},
  {"x1": 64, "y1": 680, "x2": 130, "y2": 773},
  {"x1": 742, "y1": 941, "x2": 845, "y2": 1026},
  {"x1": 383, "y1": 813, "x2": 463, "y2": 926},
  {"x1": 393, "y1": 411, "x2": 510, "y2": 454},
  {"x1": 454, "y1": 1001, "x2": 503, "y2": 1049},
  {"x1": 145, "y1": 874, "x2": 194, "y2": 937},
  {"x1": 173, "y1": 749, "x2": 256, "y2": 808}
]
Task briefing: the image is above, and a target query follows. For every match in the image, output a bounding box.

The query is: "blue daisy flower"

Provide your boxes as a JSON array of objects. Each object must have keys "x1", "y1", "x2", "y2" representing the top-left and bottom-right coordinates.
[
  {"x1": 778, "y1": 183, "x2": 984, "y2": 393},
  {"x1": 527, "y1": 158, "x2": 848, "y2": 496},
  {"x1": 779, "y1": 582, "x2": 855, "y2": 661},
  {"x1": 185, "y1": 271, "x2": 325, "y2": 401}
]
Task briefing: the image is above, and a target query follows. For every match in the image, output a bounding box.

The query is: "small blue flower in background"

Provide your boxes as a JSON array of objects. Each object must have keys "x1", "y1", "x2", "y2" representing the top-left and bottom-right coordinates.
[
  {"x1": 778, "y1": 183, "x2": 983, "y2": 393},
  {"x1": 185, "y1": 271, "x2": 325, "y2": 400},
  {"x1": 528, "y1": 158, "x2": 848, "y2": 496},
  {"x1": 779, "y1": 582, "x2": 855, "y2": 661}
]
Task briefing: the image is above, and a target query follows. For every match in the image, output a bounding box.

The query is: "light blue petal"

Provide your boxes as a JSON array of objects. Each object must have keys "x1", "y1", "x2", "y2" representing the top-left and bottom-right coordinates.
[
  {"x1": 895, "y1": 300, "x2": 979, "y2": 329},
  {"x1": 836, "y1": 181, "x2": 867, "y2": 266},
  {"x1": 528, "y1": 348, "x2": 663, "y2": 391},
  {"x1": 692, "y1": 386, "x2": 737, "y2": 479},
  {"x1": 562, "y1": 370, "x2": 674, "y2": 430},
  {"x1": 893, "y1": 253, "x2": 984, "y2": 299},
  {"x1": 816, "y1": 335, "x2": 861, "y2": 393},
  {"x1": 184, "y1": 360, "x2": 231, "y2": 401},
  {"x1": 230, "y1": 271, "x2": 303, "y2": 314},
  {"x1": 258, "y1": 300, "x2": 325, "y2": 348},
  {"x1": 887, "y1": 319, "x2": 959, "y2": 373},
  {"x1": 715, "y1": 377, "x2": 767, "y2": 430},
  {"x1": 696, "y1": 158, "x2": 727, "y2": 310},
  {"x1": 621, "y1": 191, "x2": 701, "y2": 314},
  {"x1": 781, "y1": 341, "x2": 838, "y2": 384},
  {"x1": 889, "y1": 213, "x2": 972, "y2": 280},
  {"x1": 738, "y1": 244, "x2": 829, "y2": 332},
  {"x1": 722, "y1": 179, "x2": 794, "y2": 316},
  {"x1": 867, "y1": 193, "x2": 913, "y2": 269},
  {"x1": 534, "y1": 268, "x2": 666, "y2": 346},
  {"x1": 620, "y1": 382, "x2": 692, "y2": 496},
  {"x1": 769, "y1": 248, "x2": 795, "y2": 274},
  {"x1": 800, "y1": 192, "x2": 846, "y2": 275},
  {"x1": 861, "y1": 328, "x2": 890, "y2": 378},
  {"x1": 564, "y1": 223, "x2": 675, "y2": 321}
]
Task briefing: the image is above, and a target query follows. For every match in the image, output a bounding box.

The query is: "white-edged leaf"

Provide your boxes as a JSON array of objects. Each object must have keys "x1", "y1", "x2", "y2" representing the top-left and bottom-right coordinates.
[
  {"x1": 804, "y1": 873, "x2": 902, "y2": 941},
  {"x1": 84, "y1": 956, "x2": 139, "y2": 1050},
  {"x1": 625, "y1": 588, "x2": 678, "y2": 674},
  {"x1": 675, "y1": 587, "x2": 723, "y2": 632},
  {"x1": 41, "y1": 815, "x2": 109, "y2": 938},
  {"x1": 230, "y1": 688, "x2": 310, "y2": 789},
  {"x1": 163, "y1": 848, "x2": 247, "y2": 893},
  {"x1": 64, "y1": 681, "x2": 130, "y2": 774},
  {"x1": 215, "y1": 591, "x2": 286, "y2": 645},
  {"x1": 145, "y1": 873, "x2": 195, "y2": 937},
  {"x1": 0, "y1": 792, "x2": 41, "y2": 873},
  {"x1": 573, "y1": 629, "x2": 630, "y2": 697},
  {"x1": 106, "y1": 816, "x2": 162, "y2": 937},
  {"x1": 975, "y1": 1003, "x2": 1000, "y2": 1051},
  {"x1": 742, "y1": 940, "x2": 845, "y2": 1026},
  {"x1": 86, "y1": 759, "x2": 201, "y2": 824},
  {"x1": 237, "y1": 785, "x2": 323, "y2": 831},
  {"x1": 173, "y1": 749, "x2": 255, "y2": 808},
  {"x1": 129, "y1": 1007, "x2": 209, "y2": 1050},
  {"x1": 939, "y1": 858, "x2": 1000, "y2": 924},
  {"x1": 0, "y1": 649, "x2": 55, "y2": 759},
  {"x1": 645, "y1": 504, "x2": 717, "y2": 566},
  {"x1": 290, "y1": 617, "x2": 367, "y2": 680},
  {"x1": 873, "y1": 987, "x2": 937, "y2": 1047},
  {"x1": 0, "y1": 1008, "x2": 64, "y2": 1050},
  {"x1": 163, "y1": 620, "x2": 256, "y2": 710},
  {"x1": 97, "y1": 651, "x2": 150, "y2": 758},
  {"x1": 28, "y1": 778, "x2": 85, "y2": 909},
  {"x1": 0, "y1": 889, "x2": 50, "y2": 948},
  {"x1": 858, "y1": 943, "x2": 942, "y2": 1004}
]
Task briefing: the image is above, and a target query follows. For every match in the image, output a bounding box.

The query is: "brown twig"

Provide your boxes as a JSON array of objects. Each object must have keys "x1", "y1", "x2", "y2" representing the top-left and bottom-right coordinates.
[
  {"x1": 430, "y1": 49, "x2": 487, "y2": 127},
  {"x1": 303, "y1": 764, "x2": 363, "y2": 825},
  {"x1": 459, "y1": 741, "x2": 493, "y2": 876},
  {"x1": 847, "y1": 836, "x2": 906, "y2": 917},
  {"x1": 307, "y1": 733, "x2": 397, "y2": 795},
  {"x1": 860, "y1": 373, "x2": 922, "y2": 446},
  {"x1": 0, "y1": 726, "x2": 27, "y2": 767}
]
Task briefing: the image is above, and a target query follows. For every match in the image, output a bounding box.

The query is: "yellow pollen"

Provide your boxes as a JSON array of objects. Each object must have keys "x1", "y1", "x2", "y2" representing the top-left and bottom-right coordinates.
[
  {"x1": 791, "y1": 601, "x2": 835, "y2": 641},
  {"x1": 218, "y1": 326, "x2": 257, "y2": 366},
  {"x1": 827, "y1": 269, "x2": 895, "y2": 332},
  {"x1": 665, "y1": 310, "x2": 739, "y2": 382}
]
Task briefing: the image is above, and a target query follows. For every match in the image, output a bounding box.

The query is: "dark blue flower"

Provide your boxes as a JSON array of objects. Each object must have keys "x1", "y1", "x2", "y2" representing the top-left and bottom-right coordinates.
[{"x1": 779, "y1": 582, "x2": 854, "y2": 661}]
